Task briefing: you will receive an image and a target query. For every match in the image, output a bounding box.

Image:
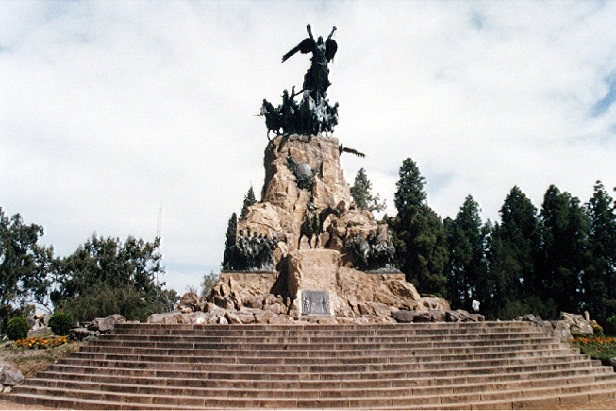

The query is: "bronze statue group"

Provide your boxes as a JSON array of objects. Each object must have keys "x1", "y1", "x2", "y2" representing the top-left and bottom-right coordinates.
[
  {"x1": 222, "y1": 24, "x2": 396, "y2": 273},
  {"x1": 260, "y1": 25, "x2": 340, "y2": 138}
]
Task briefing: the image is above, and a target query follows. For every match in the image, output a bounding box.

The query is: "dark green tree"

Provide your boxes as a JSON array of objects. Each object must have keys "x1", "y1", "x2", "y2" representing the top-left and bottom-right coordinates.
[
  {"x1": 583, "y1": 181, "x2": 616, "y2": 320},
  {"x1": 389, "y1": 159, "x2": 448, "y2": 296},
  {"x1": 51, "y1": 235, "x2": 175, "y2": 321},
  {"x1": 222, "y1": 213, "x2": 238, "y2": 270},
  {"x1": 0, "y1": 208, "x2": 53, "y2": 333},
  {"x1": 350, "y1": 167, "x2": 386, "y2": 213},
  {"x1": 240, "y1": 186, "x2": 257, "y2": 220},
  {"x1": 200, "y1": 271, "x2": 219, "y2": 298},
  {"x1": 444, "y1": 195, "x2": 487, "y2": 312},
  {"x1": 482, "y1": 187, "x2": 541, "y2": 319},
  {"x1": 536, "y1": 185, "x2": 589, "y2": 316}
]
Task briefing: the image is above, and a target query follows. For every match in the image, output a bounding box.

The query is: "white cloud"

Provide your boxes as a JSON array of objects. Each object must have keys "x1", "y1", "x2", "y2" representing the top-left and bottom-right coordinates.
[{"x1": 1, "y1": 0, "x2": 616, "y2": 293}]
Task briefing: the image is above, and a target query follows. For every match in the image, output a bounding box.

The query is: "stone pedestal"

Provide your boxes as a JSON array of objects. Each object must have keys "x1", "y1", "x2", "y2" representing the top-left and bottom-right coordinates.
[{"x1": 288, "y1": 249, "x2": 341, "y2": 315}]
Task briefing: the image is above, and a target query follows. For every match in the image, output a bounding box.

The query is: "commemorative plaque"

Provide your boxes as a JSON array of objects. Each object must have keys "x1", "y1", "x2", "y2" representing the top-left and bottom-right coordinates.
[{"x1": 301, "y1": 290, "x2": 330, "y2": 315}]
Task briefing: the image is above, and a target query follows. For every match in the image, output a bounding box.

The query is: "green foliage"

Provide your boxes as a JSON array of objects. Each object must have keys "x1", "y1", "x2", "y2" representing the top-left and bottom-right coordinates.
[
  {"x1": 51, "y1": 235, "x2": 176, "y2": 322},
  {"x1": 583, "y1": 181, "x2": 616, "y2": 321},
  {"x1": 593, "y1": 323, "x2": 604, "y2": 335},
  {"x1": 480, "y1": 187, "x2": 540, "y2": 320},
  {"x1": 389, "y1": 159, "x2": 448, "y2": 296},
  {"x1": 350, "y1": 168, "x2": 386, "y2": 213},
  {"x1": 240, "y1": 186, "x2": 258, "y2": 220},
  {"x1": 200, "y1": 272, "x2": 219, "y2": 298},
  {"x1": 605, "y1": 315, "x2": 616, "y2": 335},
  {"x1": 222, "y1": 213, "x2": 238, "y2": 270},
  {"x1": 536, "y1": 185, "x2": 589, "y2": 314},
  {"x1": 444, "y1": 195, "x2": 488, "y2": 312},
  {"x1": 48, "y1": 312, "x2": 74, "y2": 336},
  {"x1": 7, "y1": 316, "x2": 30, "y2": 340},
  {"x1": 55, "y1": 281, "x2": 177, "y2": 322},
  {"x1": 0, "y1": 208, "x2": 53, "y2": 333},
  {"x1": 571, "y1": 336, "x2": 616, "y2": 365}
]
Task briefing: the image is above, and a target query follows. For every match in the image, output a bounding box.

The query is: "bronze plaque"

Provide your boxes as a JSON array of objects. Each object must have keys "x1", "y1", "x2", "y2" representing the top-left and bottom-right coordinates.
[{"x1": 302, "y1": 290, "x2": 330, "y2": 315}]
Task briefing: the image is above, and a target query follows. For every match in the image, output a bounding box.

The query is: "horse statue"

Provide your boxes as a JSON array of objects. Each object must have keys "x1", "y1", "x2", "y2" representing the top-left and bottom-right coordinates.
[{"x1": 298, "y1": 202, "x2": 340, "y2": 249}]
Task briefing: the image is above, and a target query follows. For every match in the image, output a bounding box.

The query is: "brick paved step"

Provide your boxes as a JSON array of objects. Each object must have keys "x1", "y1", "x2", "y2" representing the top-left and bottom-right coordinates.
[
  {"x1": 37, "y1": 362, "x2": 614, "y2": 389},
  {"x1": 103, "y1": 329, "x2": 554, "y2": 344},
  {"x1": 78, "y1": 341, "x2": 568, "y2": 358},
  {"x1": 20, "y1": 372, "x2": 616, "y2": 399},
  {"x1": 11, "y1": 388, "x2": 616, "y2": 411},
  {"x1": 63, "y1": 350, "x2": 590, "y2": 371},
  {"x1": 34, "y1": 367, "x2": 616, "y2": 390},
  {"x1": 111, "y1": 322, "x2": 538, "y2": 333},
  {"x1": 42, "y1": 358, "x2": 607, "y2": 382},
  {"x1": 12, "y1": 380, "x2": 616, "y2": 409},
  {"x1": 71, "y1": 347, "x2": 580, "y2": 365},
  {"x1": 8, "y1": 321, "x2": 616, "y2": 409},
  {"x1": 85, "y1": 337, "x2": 559, "y2": 353}
]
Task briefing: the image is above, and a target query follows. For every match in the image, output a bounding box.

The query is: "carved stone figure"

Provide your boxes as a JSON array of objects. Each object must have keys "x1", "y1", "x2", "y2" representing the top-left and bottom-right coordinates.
[
  {"x1": 343, "y1": 230, "x2": 396, "y2": 271},
  {"x1": 282, "y1": 25, "x2": 338, "y2": 102},
  {"x1": 298, "y1": 200, "x2": 340, "y2": 249},
  {"x1": 223, "y1": 230, "x2": 278, "y2": 271}
]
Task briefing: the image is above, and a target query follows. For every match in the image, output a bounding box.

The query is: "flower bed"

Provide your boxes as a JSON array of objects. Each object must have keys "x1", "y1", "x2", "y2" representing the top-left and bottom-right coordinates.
[
  {"x1": 13, "y1": 336, "x2": 69, "y2": 350},
  {"x1": 571, "y1": 335, "x2": 616, "y2": 365}
]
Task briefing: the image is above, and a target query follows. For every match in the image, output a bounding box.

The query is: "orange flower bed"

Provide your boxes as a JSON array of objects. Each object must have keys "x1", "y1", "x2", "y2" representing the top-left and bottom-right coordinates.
[
  {"x1": 572, "y1": 336, "x2": 616, "y2": 345},
  {"x1": 13, "y1": 335, "x2": 69, "y2": 349}
]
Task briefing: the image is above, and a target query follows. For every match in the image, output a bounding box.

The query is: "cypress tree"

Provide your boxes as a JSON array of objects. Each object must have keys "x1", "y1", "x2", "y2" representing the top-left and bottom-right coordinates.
[{"x1": 390, "y1": 159, "x2": 448, "y2": 296}]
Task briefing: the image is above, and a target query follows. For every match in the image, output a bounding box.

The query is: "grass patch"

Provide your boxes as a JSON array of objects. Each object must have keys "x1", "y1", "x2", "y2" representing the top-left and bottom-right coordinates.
[
  {"x1": 1, "y1": 337, "x2": 84, "y2": 379},
  {"x1": 570, "y1": 335, "x2": 616, "y2": 366}
]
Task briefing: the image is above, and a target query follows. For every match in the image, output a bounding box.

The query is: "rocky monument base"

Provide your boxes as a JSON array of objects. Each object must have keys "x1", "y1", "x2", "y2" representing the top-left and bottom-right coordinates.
[{"x1": 147, "y1": 134, "x2": 484, "y2": 325}]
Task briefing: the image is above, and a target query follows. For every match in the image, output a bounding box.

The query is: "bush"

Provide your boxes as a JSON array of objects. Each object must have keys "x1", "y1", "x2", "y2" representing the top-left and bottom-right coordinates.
[
  {"x1": 605, "y1": 315, "x2": 616, "y2": 335},
  {"x1": 7, "y1": 316, "x2": 30, "y2": 340},
  {"x1": 48, "y1": 312, "x2": 74, "y2": 336},
  {"x1": 593, "y1": 322, "x2": 604, "y2": 335},
  {"x1": 55, "y1": 282, "x2": 178, "y2": 323}
]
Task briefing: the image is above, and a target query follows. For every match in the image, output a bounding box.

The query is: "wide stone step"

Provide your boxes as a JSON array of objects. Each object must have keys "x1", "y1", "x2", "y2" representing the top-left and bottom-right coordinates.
[
  {"x1": 55, "y1": 352, "x2": 594, "y2": 373},
  {"x1": 8, "y1": 321, "x2": 616, "y2": 409},
  {"x1": 101, "y1": 330, "x2": 549, "y2": 343},
  {"x1": 85, "y1": 337, "x2": 559, "y2": 352},
  {"x1": 43, "y1": 358, "x2": 606, "y2": 382},
  {"x1": 114, "y1": 321, "x2": 540, "y2": 336},
  {"x1": 36, "y1": 363, "x2": 614, "y2": 389},
  {"x1": 78, "y1": 341, "x2": 569, "y2": 358},
  {"x1": 12, "y1": 380, "x2": 616, "y2": 409},
  {"x1": 20, "y1": 373, "x2": 616, "y2": 400},
  {"x1": 71, "y1": 347, "x2": 580, "y2": 366}
]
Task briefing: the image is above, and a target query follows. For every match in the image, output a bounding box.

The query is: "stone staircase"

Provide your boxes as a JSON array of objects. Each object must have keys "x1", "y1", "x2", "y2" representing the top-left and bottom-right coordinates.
[{"x1": 8, "y1": 321, "x2": 616, "y2": 409}]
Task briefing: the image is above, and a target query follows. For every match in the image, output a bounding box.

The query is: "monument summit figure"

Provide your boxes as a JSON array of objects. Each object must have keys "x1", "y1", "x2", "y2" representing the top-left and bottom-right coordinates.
[
  {"x1": 260, "y1": 24, "x2": 340, "y2": 137},
  {"x1": 282, "y1": 25, "x2": 338, "y2": 102}
]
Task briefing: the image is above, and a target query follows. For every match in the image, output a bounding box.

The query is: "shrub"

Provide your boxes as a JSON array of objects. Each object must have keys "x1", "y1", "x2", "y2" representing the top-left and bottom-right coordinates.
[
  {"x1": 605, "y1": 315, "x2": 616, "y2": 336},
  {"x1": 7, "y1": 316, "x2": 30, "y2": 340},
  {"x1": 49, "y1": 312, "x2": 74, "y2": 336},
  {"x1": 593, "y1": 322, "x2": 604, "y2": 335}
]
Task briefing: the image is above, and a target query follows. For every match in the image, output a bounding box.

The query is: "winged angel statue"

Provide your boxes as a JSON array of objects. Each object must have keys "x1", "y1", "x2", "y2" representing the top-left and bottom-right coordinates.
[{"x1": 282, "y1": 25, "x2": 338, "y2": 102}]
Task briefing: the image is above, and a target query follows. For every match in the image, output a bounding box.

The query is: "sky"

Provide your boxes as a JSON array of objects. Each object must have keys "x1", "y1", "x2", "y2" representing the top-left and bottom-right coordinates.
[{"x1": 2, "y1": 1, "x2": 616, "y2": 294}]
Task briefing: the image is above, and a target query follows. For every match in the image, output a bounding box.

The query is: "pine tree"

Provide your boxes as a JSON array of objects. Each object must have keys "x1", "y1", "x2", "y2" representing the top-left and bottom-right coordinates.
[
  {"x1": 583, "y1": 181, "x2": 616, "y2": 320},
  {"x1": 350, "y1": 168, "x2": 386, "y2": 213},
  {"x1": 444, "y1": 195, "x2": 487, "y2": 312},
  {"x1": 240, "y1": 186, "x2": 257, "y2": 220},
  {"x1": 222, "y1": 213, "x2": 238, "y2": 270},
  {"x1": 390, "y1": 159, "x2": 448, "y2": 296},
  {"x1": 483, "y1": 186, "x2": 540, "y2": 319},
  {"x1": 536, "y1": 185, "x2": 588, "y2": 316}
]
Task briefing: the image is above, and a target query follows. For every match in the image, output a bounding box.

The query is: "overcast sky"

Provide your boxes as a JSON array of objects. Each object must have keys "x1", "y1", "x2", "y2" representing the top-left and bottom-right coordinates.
[{"x1": 2, "y1": 1, "x2": 616, "y2": 294}]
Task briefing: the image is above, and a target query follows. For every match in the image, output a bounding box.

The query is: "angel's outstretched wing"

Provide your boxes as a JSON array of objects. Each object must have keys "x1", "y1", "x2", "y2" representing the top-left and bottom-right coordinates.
[
  {"x1": 340, "y1": 145, "x2": 366, "y2": 158},
  {"x1": 325, "y1": 38, "x2": 338, "y2": 62},
  {"x1": 282, "y1": 38, "x2": 316, "y2": 63}
]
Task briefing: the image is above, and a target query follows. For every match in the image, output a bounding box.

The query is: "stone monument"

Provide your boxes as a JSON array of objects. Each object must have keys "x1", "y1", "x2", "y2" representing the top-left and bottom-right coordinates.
[{"x1": 159, "y1": 25, "x2": 477, "y2": 325}]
